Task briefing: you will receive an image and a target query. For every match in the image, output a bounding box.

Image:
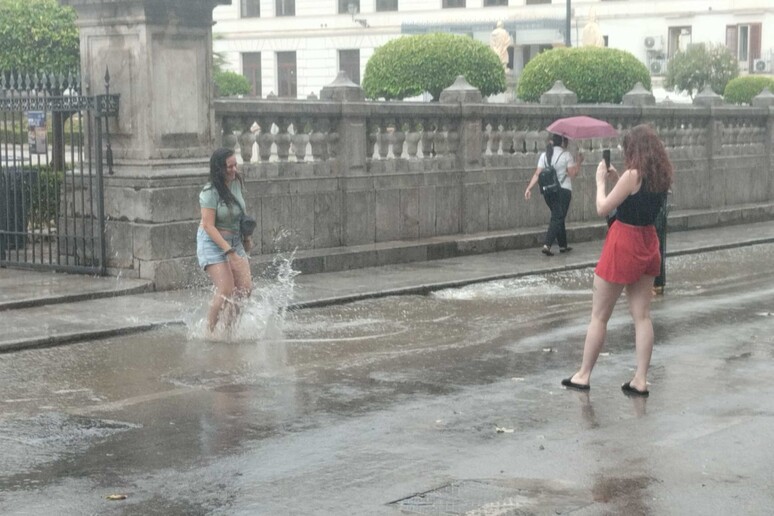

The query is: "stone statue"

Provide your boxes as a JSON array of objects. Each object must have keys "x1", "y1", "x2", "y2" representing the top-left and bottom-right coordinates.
[
  {"x1": 490, "y1": 21, "x2": 513, "y2": 69},
  {"x1": 581, "y1": 8, "x2": 605, "y2": 48}
]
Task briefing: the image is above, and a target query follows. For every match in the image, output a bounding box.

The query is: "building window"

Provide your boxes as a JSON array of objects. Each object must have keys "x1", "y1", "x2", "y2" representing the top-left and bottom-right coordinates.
[
  {"x1": 277, "y1": 51, "x2": 297, "y2": 98},
  {"x1": 376, "y1": 0, "x2": 398, "y2": 11},
  {"x1": 242, "y1": 53, "x2": 261, "y2": 97},
  {"x1": 726, "y1": 23, "x2": 761, "y2": 71},
  {"x1": 667, "y1": 26, "x2": 691, "y2": 58},
  {"x1": 525, "y1": 0, "x2": 550, "y2": 5},
  {"x1": 484, "y1": 0, "x2": 507, "y2": 6},
  {"x1": 241, "y1": 0, "x2": 260, "y2": 17},
  {"x1": 339, "y1": 49, "x2": 360, "y2": 85},
  {"x1": 276, "y1": 0, "x2": 295, "y2": 16},
  {"x1": 443, "y1": 0, "x2": 465, "y2": 7},
  {"x1": 339, "y1": 0, "x2": 359, "y2": 14}
]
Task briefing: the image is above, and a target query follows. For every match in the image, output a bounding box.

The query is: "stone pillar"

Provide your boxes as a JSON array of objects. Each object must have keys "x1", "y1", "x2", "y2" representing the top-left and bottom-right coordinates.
[
  {"x1": 622, "y1": 82, "x2": 656, "y2": 106},
  {"x1": 320, "y1": 72, "x2": 371, "y2": 245},
  {"x1": 62, "y1": 0, "x2": 230, "y2": 289},
  {"x1": 693, "y1": 86, "x2": 724, "y2": 107},
  {"x1": 540, "y1": 81, "x2": 577, "y2": 106},
  {"x1": 441, "y1": 76, "x2": 486, "y2": 234}
]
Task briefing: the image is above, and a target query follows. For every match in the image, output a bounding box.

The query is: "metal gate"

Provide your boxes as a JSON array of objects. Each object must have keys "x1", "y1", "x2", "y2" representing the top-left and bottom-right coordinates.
[{"x1": 0, "y1": 70, "x2": 118, "y2": 275}]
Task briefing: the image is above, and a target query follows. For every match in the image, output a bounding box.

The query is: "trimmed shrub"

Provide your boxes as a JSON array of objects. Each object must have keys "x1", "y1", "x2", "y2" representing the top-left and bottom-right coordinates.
[
  {"x1": 517, "y1": 47, "x2": 650, "y2": 104},
  {"x1": 724, "y1": 76, "x2": 774, "y2": 105},
  {"x1": 665, "y1": 43, "x2": 738, "y2": 98},
  {"x1": 362, "y1": 33, "x2": 506, "y2": 101},
  {"x1": 0, "y1": 0, "x2": 79, "y2": 74},
  {"x1": 214, "y1": 71, "x2": 251, "y2": 97}
]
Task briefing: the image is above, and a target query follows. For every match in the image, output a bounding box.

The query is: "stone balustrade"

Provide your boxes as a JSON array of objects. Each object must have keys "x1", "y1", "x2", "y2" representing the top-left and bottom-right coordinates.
[{"x1": 212, "y1": 77, "x2": 774, "y2": 273}]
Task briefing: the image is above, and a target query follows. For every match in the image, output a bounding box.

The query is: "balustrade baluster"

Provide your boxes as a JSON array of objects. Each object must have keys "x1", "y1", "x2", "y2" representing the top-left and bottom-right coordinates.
[
  {"x1": 309, "y1": 118, "x2": 328, "y2": 161},
  {"x1": 406, "y1": 121, "x2": 421, "y2": 159},
  {"x1": 275, "y1": 119, "x2": 291, "y2": 161},
  {"x1": 420, "y1": 120, "x2": 434, "y2": 158},
  {"x1": 393, "y1": 121, "x2": 406, "y2": 159},
  {"x1": 256, "y1": 119, "x2": 274, "y2": 162}
]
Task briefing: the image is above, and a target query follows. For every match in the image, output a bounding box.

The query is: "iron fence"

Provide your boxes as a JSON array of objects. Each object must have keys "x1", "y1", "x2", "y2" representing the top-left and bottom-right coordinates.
[{"x1": 0, "y1": 70, "x2": 118, "y2": 274}]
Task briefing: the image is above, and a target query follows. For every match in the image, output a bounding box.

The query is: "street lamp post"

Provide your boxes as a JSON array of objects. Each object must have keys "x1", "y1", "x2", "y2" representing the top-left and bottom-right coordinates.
[{"x1": 565, "y1": 0, "x2": 572, "y2": 47}]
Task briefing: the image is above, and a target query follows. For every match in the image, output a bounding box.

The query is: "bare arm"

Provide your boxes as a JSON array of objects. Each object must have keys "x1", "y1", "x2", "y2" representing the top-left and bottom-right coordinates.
[
  {"x1": 566, "y1": 152, "x2": 584, "y2": 179},
  {"x1": 524, "y1": 166, "x2": 541, "y2": 200},
  {"x1": 595, "y1": 160, "x2": 639, "y2": 217}
]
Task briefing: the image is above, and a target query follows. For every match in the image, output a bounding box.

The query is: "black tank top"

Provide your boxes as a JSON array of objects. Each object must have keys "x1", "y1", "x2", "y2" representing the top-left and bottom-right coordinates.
[{"x1": 616, "y1": 180, "x2": 667, "y2": 226}]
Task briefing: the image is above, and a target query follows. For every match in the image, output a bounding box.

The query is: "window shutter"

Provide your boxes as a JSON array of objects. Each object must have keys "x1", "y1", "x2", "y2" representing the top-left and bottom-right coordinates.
[
  {"x1": 726, "y1": 25, "x2": 738, "y2": 58},
  {"x1": 750, "y1": 23, "x2": 762, "y2": 60}
]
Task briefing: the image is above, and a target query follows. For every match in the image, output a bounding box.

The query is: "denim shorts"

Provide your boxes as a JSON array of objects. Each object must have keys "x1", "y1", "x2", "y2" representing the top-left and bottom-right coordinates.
[{"x1": 197, "y1": 227, "x2": 248, "y2": 270}]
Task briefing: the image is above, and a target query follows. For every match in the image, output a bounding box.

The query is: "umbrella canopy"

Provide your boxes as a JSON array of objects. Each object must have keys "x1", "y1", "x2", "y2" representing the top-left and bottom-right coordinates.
[{"x1": 546, "y1": 116, "x2": 618, "y2": 140}]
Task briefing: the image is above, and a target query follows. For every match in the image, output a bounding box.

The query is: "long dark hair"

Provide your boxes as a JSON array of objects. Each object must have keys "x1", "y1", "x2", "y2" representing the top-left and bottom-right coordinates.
[
  {"x1": 623, "y1": 124, "x2": 673, "y2": 193},
  {"x1": 206, "y1": 147, "x2": 243, "y2": 207}
]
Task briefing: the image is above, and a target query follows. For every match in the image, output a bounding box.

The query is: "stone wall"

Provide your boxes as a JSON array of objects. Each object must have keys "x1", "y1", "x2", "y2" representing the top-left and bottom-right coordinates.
[{"x1": 205, "y1": 80, "x2": 774, "y2": 278}]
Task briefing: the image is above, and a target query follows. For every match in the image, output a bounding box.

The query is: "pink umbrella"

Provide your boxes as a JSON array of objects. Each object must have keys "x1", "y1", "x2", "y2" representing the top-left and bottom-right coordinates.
[{"x1": 546, "y1": 116, "x2": 618, "y2": 140}]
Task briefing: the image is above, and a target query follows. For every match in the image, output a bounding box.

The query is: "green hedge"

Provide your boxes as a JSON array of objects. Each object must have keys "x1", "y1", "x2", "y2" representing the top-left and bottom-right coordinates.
[
  {"x1": 724, "y1": 76, "x2": 774, "y2": 105},
  {"x1": 2, "y1": 166, "x2": 63, "y2": 228},
  {"x1": 362, "y1": 33, "x2": 506, "y2": 101},
  {"x1": 516, "y1": 47, "x2": 650, "y2": 104},
  {"x1": 0, "y1": 0, "x2": 79, "y2": 74},
  {"x1": 0, "y1": 114, "x2": 83, "y2": 146},
  {"x1": 214, "y1": 71, "x2": 252, "y2": 97}
]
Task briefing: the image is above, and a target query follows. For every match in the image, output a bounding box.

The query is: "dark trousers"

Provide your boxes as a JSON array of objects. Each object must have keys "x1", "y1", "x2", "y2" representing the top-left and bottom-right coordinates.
[{"x1": 544, "y1": 187, "x2": 572, "y2": 248}]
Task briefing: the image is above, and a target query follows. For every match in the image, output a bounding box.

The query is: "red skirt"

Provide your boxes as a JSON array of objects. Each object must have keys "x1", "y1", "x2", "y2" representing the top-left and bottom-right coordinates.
[{"x1": 595, "y1": 220, "x2": 661, "y2": 284}]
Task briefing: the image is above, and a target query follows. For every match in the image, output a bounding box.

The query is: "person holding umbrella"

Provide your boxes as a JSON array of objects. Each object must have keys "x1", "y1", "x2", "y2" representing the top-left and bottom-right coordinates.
[
  {"x1": 524, "y1": 133, "x2": 584, "y2": 256},
  {"x1": 561, "y1": 124, "x2": 673, "y2": 397}
]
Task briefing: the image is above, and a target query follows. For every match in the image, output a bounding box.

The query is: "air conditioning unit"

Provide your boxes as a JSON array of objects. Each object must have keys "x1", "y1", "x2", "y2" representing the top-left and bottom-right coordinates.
[
  {"x1": 649, "y1": 58, "x2": 666, "y2": 76},
  {"x1": 753, "y1": 58, "x2": 771, "y2": 73},
  {"x1": 644, "y1": 35, "x2": 663, "y2": 52}
]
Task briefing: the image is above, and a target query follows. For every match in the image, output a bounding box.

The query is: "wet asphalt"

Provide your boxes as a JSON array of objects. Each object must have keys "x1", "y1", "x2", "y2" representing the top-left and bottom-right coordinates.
[{"x1": 1, "y1": 221, "x2": 774, "y2": 514}]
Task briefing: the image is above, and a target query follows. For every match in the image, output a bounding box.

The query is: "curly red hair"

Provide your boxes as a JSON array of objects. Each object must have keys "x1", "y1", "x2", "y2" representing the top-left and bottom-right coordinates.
[{"x1": 623, "y1": 124, "x2": 673, "y2": 193}]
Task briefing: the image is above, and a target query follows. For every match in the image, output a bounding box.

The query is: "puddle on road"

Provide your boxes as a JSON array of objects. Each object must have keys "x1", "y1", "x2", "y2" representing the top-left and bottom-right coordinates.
[
  {"x1": 0, "y1": 412, "x2": 139, "y2": 480},
  {"x1": 389, "y1": 478, "x2": 591, "y2": 515}
]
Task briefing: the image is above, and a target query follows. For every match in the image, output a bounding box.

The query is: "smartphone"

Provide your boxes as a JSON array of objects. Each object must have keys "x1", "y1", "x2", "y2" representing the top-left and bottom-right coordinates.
[{"x1": 603, "y1": 149, "x2": 611, "y2": 169}]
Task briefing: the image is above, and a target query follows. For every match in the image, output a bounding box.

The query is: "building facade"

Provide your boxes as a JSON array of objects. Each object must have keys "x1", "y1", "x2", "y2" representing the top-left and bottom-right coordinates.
[{"x1": 212, "y1": 0, "x2": 774, "y2": 99}]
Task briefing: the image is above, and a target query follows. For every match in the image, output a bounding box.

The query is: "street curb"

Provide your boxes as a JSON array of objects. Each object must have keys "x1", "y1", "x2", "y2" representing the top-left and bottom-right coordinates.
[
  {"x1": 0, "y1": 321, "x2": 185, "y2": 354},
  {"x1": 3, "y1": 234, "x2": 774, "y2": 353},
  {"x1": 0, "y1": 283, "x2": 154, "y2": 312}
]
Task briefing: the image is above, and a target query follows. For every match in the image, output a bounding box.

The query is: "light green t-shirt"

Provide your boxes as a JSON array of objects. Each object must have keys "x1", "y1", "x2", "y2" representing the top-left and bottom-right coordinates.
[{"x1": 199, "y1": 181, "x2": 246, "y2": 233}]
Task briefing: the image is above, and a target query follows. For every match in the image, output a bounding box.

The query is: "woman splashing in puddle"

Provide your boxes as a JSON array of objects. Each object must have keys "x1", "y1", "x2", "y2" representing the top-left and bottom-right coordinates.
[
  {"x1": 196, "y1": 148, "x2": 253, "y2": 337},
  {"x1": 562, "y1": 125, "x2": 673, "y2": 397}
]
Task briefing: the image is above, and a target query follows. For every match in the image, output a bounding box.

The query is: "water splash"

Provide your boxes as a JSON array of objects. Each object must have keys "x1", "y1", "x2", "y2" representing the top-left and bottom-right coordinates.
[{"x1": 185, "y1": 249, "x2": 300, "y2": 343}]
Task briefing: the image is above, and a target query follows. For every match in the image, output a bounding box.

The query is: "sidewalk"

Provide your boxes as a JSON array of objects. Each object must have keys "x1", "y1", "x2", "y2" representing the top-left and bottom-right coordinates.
[{"x1": 2, "y1": 219, "x2": 774, "y2": 353}]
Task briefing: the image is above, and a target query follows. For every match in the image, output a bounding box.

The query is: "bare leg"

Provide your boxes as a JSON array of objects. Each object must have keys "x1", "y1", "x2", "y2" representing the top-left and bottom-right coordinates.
[
  {"x1": 225, "y1": 254, "x2": 253, "y2": 332},
  {"x1": 624, "y1": 274, "x2": 656, "y2": 392},
  {"x1": 205, "y1": 262, "x2": 236, "y2": 334},
  {"x1": 571, "y1": 274, "x2": 625, "y2": 386}
]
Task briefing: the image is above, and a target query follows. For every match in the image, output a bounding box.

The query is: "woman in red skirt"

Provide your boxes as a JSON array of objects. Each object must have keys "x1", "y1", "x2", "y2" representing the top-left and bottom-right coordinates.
[{"x1": 562, "y1": 125, "x2": 673, "y2": 397}]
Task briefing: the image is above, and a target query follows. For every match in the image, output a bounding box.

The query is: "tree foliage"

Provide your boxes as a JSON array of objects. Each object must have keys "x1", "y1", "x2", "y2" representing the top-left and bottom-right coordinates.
[
  {"x1": 214, "y1": 70, "x2": 251, "y2": 97},
  {"x1": 516, "y1": 47, "x2": 650, "y2": 104},
  {"x1": 723, "y1": 76, "x2": 774, "y2": 105},
  {"x1": 0, "y1": 0, "x2": 79, "y2": 74},
  {"x1": 362, "y1": 33, "x2": 506, "y2": 101},
  {"x1": 665, "y1": 43, "x2": 738, "y2": 99}
]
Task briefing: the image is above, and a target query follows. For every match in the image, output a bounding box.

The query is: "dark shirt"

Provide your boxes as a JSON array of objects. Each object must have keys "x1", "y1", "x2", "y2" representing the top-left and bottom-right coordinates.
[{"x1": 615, "y1": 181, "x2": 667, "y2": 226}]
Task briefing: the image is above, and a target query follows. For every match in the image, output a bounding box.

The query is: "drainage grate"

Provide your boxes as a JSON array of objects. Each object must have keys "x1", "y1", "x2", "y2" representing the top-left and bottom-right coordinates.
[{"x1": 388, "y1": 478, "x2": 590, "y2": 515}]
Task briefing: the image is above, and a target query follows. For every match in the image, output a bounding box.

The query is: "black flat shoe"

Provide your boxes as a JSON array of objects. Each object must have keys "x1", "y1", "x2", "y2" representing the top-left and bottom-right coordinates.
[
  {"x1": 621, "y1": 381, "x2": 649, "y2": 397},
  {"x1": 559, "y1": 247, "x2": 573, "y2": 253},
  {"x1": 541, "y1": 245, "x2": 554, "y2": 256},
  {"x1": 561, "y1": 377, "x2": 590, "y2": 391}
]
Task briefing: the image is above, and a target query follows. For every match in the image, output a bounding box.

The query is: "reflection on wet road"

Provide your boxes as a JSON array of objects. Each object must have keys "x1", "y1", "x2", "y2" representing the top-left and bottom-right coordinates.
[{"x1": 1, "y1": 245, "x2": 774, "y2": 514}]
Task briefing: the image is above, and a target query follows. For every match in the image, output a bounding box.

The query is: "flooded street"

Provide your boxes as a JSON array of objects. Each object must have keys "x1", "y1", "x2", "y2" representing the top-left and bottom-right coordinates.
[{"x1": 1, "y1": 245, "x2": 774, "y2": 515}]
